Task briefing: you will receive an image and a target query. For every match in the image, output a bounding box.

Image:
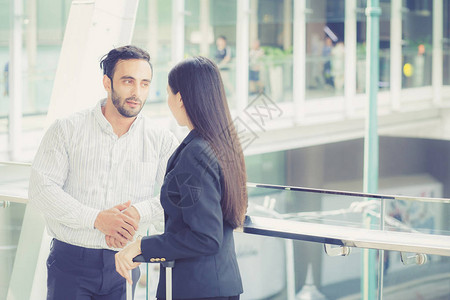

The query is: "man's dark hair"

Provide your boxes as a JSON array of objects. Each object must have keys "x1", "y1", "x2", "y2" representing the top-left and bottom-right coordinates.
[{"x1": 99, "y1": 45, "x2": 152, "y2": 80}]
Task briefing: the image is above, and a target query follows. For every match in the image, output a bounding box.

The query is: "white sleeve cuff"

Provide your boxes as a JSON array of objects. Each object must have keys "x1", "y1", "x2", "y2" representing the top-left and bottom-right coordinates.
[{"x1": 81, "y1": 206, "x2": 101, "y2": 229}]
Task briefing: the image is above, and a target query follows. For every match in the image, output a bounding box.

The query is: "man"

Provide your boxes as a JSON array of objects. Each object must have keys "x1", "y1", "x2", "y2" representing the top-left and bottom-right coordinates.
[{"x1": 29, "y1": 45, "x2": 178, "y2": 299}]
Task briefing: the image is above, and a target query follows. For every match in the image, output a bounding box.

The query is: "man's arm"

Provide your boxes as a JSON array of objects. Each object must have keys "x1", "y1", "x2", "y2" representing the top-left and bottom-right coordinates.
[
  {"x1": 29, "y1": 120, "x2": 138, "y2": 243},
  {"x1": 29, "y1": 120, "x2": 100, "y2": 229}
]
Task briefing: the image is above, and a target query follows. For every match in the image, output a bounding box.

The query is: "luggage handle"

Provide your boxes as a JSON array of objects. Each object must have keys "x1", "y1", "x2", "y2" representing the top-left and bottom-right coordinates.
[{"x1": 130, "y1": 254, "x2": 175, "y2": 300}]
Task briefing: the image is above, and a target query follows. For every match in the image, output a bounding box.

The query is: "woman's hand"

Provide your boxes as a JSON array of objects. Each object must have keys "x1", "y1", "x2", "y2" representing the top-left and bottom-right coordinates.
[{"x1": 115, "y1": 237, "x2": 142, "y2": 285}]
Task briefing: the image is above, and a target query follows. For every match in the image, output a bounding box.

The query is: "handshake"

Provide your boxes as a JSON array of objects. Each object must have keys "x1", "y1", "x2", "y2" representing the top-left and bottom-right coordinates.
[{"x1": 94, "y1": 200, "x2": 141, "y2": 249}]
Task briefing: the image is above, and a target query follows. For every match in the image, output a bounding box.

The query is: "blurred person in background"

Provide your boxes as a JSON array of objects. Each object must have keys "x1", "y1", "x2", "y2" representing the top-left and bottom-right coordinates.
[{"x1": 214, "y1": 35, "x2": 234, "y2": 97}]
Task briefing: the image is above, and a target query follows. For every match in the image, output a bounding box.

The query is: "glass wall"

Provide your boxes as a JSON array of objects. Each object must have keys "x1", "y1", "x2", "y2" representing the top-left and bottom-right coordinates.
[
  {"x1": 402, "y1": 0, "x2": 433, "y2": 88},
  {"x1": 0, "y1": 202, "x2": 26, "y2": 299},
  {"x1": 253, "y1": 0, "x2": 293, "y2": 104},
  {"x1": 0, "y1": 0, "x2": 10, "y2": 123},
  {"x1": 0, "y1": 0, "x2": 69, "y2": 135},
  {"x1": 186, "y1": 0, "x2": 237, "y2": 106},
  {"x1": 0, "y1": 162, "x2": 29, "y2": 299},
  {"x1": 305, "y1": 0, "x2": 345, "y2": 100},
  {"x1": 444, "y1": 0, "x2": 450, "y2": 86}
]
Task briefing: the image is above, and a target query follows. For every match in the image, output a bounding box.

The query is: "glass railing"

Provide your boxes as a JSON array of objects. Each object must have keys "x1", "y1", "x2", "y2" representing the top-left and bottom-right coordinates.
[
  {"x1": 1, "y1": 162, "x2": 449, "y2": 299},
  {"x1": 243, "y1": 183, "x2": 450, "y2": 300},
  {"x1": 0, "y1": 162, "x2": 30, "y2": 300}
]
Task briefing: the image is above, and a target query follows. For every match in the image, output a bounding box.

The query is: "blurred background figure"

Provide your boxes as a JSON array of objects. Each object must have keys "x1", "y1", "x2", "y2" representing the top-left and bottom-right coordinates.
[
  {"x1": 322, "y1": 36, "x2": 334, "y2": 88},
  {"x1": 414, "y1": 43, "x2": 426, "y2": 87},
  {"x1": 214, "y1": 35, "x2": 233, "y2": 97},
  {"x1": 309, "y1": 34, "x2": 324, "y2": 89},
  {"x1": 331, "y1": 41, "x2": 345, "y2": 93},
  {"x1": 249, "y1": 39, "x2": 265, "y2": 95},
  {"x1": 3, "y1": 62, "x2": 8, "y2": 97},
  {"x1": 214, "y1": 35, "x2": 232, "y2": 69}
]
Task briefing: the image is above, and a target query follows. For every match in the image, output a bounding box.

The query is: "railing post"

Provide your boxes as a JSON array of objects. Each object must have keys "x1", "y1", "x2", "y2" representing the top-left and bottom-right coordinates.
[{"x1": 363, "y1": 0, "x2": 381, "y2": 300}]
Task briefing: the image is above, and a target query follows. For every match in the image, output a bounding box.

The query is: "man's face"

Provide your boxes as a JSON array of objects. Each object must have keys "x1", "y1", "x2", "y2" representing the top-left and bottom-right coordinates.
[{"x1": 109, "y1": 59, "x2": 152, "y2": 118}]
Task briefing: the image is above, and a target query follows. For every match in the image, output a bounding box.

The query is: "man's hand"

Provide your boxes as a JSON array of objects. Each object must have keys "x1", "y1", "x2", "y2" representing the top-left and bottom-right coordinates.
[
  {"x1": 123, "y1": 205, "x2": 141, "y2": 223},
  {"x1": 104, "y1": 203, "x2": 141, "y2": 248},
  {"x1": 94, "y1": 201, "x2": 138, "y2": 246}
]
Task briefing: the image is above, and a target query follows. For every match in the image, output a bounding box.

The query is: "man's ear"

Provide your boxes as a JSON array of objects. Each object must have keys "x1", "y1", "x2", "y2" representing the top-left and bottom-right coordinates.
[{"x1": 103, "y1": 74, "x2": 111, "y2": 92}]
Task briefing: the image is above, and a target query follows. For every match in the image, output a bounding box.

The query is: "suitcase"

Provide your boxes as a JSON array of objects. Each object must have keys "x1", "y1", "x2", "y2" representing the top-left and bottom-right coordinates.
[{"x1": 126, "y1": 254, "x2": 175, "y2": 300}]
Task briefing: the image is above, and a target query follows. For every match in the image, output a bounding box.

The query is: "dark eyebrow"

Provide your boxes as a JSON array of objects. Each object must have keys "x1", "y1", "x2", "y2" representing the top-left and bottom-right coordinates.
[
  {"x1": 120, "y1": 76, "x2": 135, "y2": 81},
  {"x1": 120, "y1": 76, "x2": 151, "y2": 82}
]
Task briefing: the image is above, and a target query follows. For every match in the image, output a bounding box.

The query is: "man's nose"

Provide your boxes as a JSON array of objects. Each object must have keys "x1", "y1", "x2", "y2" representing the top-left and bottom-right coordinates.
[{"x1": 131, "y1": 84, "x2": 144, "y2": 99}]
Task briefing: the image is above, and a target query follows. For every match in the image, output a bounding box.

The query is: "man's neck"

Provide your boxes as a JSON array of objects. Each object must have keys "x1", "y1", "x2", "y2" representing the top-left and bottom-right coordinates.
[{"x1": 102, "y1": 101, "x2": 136, "y2": 138}]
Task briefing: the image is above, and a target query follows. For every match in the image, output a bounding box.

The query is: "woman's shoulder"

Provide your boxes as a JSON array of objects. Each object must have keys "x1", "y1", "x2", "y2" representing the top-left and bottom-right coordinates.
[
  {"x1": 180, "y1": 135, "x2": 220, "y2": 170},
  {"x1": 184, "y1": 134, "x2": 215, "y2": 156}
]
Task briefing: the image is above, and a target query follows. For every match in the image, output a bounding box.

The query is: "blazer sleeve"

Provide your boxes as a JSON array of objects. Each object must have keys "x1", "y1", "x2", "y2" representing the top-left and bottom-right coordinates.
[{"x1": 140, "y1": 142, "x2": 224, "y2": 261}]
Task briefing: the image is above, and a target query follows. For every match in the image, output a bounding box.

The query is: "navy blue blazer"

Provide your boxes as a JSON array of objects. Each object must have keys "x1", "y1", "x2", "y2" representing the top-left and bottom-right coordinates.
[{"x1": 140, "y1": 129, "x2": 243, "y2": 299}]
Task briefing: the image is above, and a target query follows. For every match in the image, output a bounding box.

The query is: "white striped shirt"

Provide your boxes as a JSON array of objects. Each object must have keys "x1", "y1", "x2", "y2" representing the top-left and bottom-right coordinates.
[{"x1": 29, "y1": 99, "x2": 179, "y2": 249}]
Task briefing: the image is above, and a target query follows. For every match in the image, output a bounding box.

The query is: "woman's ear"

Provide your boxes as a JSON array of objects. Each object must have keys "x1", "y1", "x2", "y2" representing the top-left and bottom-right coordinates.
[{"x1": 176, "y1": 92, "x2": 184, "y2": 108}]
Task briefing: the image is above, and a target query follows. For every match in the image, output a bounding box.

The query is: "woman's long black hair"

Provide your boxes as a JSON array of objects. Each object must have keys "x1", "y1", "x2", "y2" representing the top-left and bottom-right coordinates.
[{"x1": 168, "y1": 56, "x2": 247, "y2": 228}]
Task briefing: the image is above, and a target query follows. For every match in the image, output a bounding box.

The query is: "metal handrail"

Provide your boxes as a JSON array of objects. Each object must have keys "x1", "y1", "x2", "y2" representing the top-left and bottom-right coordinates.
[
  {"x1": 0, "y1": 161, "x2": 31, "y2": 166},
  {"x1": 247, "y1": 182, "x2": 450, "y2": 204},
  {"x1": 0, "y1": 194, "x2": 28, "y2": 204},
  {"x1": 241, "y1": 215, "x2": 450, "y2": 257},
  {"x1": 0, "y1": 161, "x2": 31, "y2": 206}
]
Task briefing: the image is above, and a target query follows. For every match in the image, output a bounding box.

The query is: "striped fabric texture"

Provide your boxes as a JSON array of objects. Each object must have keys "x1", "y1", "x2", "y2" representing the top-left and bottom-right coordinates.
[{"x1": 29, "y1": 99, "x2": 179, "y2": 249}]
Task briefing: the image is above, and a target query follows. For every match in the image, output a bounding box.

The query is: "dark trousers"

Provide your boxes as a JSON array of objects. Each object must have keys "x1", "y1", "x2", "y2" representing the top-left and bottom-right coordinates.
[{"x1": 47, "y1": 239, "x2": 140, "y2": 300}]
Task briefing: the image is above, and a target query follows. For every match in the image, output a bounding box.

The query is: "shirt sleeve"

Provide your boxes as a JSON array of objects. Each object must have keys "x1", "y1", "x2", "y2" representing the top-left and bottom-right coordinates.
[
  {"x1": 133, "y1": 130, "x2": 179, "y2": 228},
  {"x1": 28, "y1": 120, "x2": 100, "y2": 229},
  {"x1": 140, "y1": 143, "x2": 224, "y2": 261}
]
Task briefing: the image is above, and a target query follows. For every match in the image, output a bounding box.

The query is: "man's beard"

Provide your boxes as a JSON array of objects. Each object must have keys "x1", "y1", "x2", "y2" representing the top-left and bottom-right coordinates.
[{"x1": 111, "y1": 88, "x2": 145, "y2": 118}]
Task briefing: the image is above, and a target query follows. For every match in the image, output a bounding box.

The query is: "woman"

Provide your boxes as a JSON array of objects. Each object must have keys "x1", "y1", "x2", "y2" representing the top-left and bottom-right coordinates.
[{"x1": 115, "y1": 56, "x2": 247, "y2": 300}]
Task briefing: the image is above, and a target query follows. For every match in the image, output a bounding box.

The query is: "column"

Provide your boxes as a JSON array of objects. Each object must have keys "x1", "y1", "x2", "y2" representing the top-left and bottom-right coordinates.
[
  {"x1": 249, "y1": 0, "x2": 258, "y2": 45},
  {"x1": 345, "y1": 0, "x2": 357, "y2": 116},
  {"x1": 147, "y1": 0, "x2": 159, "y2": 61},
  {"x1": 363, "y1": 0, "x2": 381, "y2": 299},
  {"x1": 8, "y1": 0, "x2": 23, "y2": 161},
  {"x1": 283, "y1": 0, "x2": 292, "y2": 51},
  {"x1": 172, "y1": 0, "x2": 185, "y2": 64},
  {"x1": 236, "y1": 0, "x2": 250, "y2": 113},
  {"x1": 433, "y1": 0, "x2": 443, "y2": 105},
  {"x1": 199, "y1": 0, "x2": 210, "y2": 56},
  {"x1": 293, "y1": 0, "x2": 306, "y2": 122},
  {"x1": 26, "y1": 0, "x2": 37, "y2": 112},
  {"x1": 390, "y1": 0, "x2": 402, "y2": 110}
]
